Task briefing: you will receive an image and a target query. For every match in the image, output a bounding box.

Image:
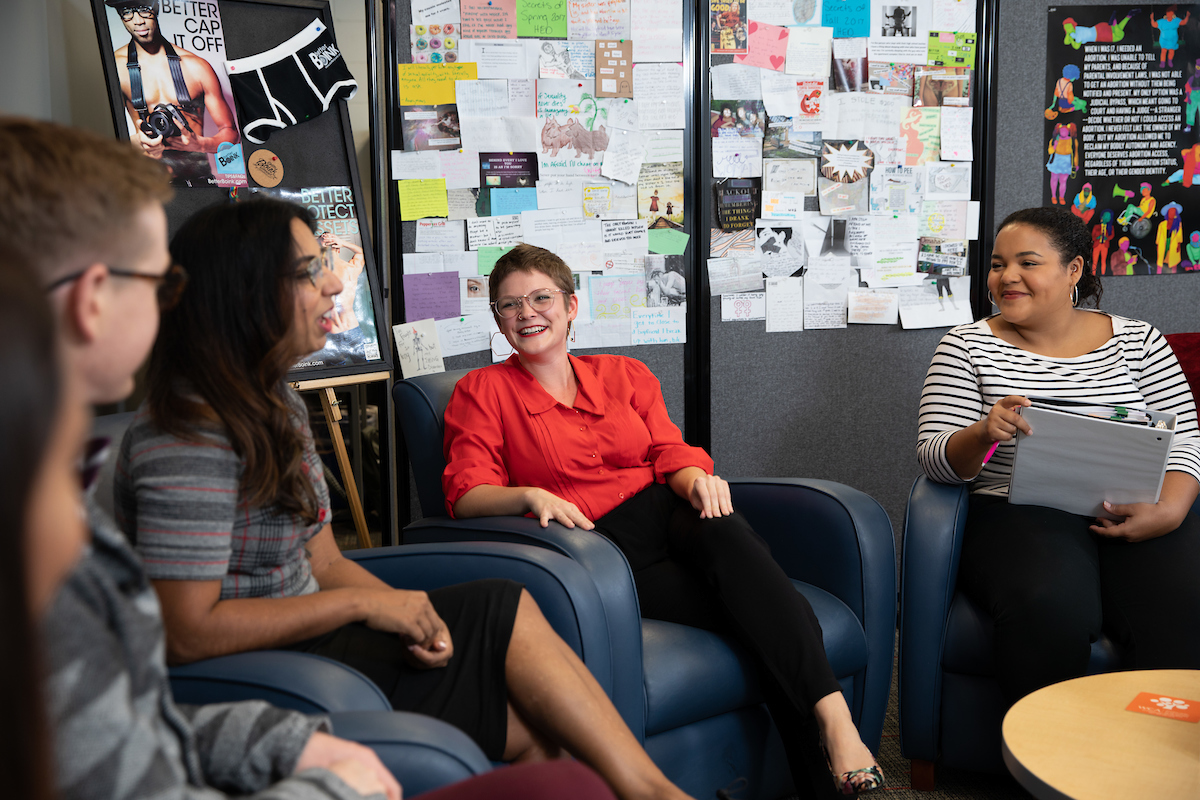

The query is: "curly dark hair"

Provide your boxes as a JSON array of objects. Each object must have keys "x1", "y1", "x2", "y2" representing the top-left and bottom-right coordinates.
[{"x1": 997, "y1": 205, "x2": 1103, "y2": 308}]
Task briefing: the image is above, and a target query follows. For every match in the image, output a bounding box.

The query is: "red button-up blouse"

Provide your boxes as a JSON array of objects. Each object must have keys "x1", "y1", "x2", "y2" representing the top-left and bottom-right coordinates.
[{"x1": 442, "y1": 354, "x2": 714, "y2": 521}]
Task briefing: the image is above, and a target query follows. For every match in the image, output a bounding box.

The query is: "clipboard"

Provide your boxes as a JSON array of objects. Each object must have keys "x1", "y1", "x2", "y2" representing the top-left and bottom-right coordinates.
[{"x1": 1008, "y1": 397, "x2": 1176, "y2": 519}]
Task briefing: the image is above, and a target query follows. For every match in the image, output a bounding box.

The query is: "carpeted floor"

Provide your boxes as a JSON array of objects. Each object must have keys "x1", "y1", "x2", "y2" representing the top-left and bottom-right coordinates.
[{"x1": 873, "y1": 656, "x2": 1032, "y2": 799}]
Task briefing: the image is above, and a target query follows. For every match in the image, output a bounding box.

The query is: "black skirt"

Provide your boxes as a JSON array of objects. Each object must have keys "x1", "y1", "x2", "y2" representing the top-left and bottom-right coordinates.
[{"x1": 287, "y1": 578, "x2": 523, "y2": 759}]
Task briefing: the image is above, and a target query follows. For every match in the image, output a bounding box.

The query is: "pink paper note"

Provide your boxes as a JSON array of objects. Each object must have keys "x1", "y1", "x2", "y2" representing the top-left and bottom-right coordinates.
[
  {"x1": 461, "y1": 0, "x2": 517, "y2": 39},
  {"x1": 403, "y1": 272, "x2": 461, "y2": 321},
  {"x1": 732, "y1": 21, "x2": 790, "y2": 72}
]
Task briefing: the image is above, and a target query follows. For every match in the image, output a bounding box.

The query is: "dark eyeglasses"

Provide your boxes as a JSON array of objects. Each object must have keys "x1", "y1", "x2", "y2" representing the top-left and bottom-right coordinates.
[
  {"x1": 118, "y1": 5, "x2": 157, "y2": 21},
  {"x1": 491, "y1": 288, "x2": 567, "y2": 318},
  {"x1": 297, "y1": 246, "x2": 336, "y2": 287},
  {"x1": 45, "y1": 263, "x2": 189, "y2": 310}
]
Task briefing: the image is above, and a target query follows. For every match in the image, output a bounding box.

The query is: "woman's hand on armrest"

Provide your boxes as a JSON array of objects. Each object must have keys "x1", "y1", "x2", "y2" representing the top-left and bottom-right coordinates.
[
  {"x1": 667, "y1": 466, "x2": 734, "y2": 519},
  {"x1": 945, "y1": 395, "x2": 1032, "y2": 479},
  {"x1": 1090, "y1": 471, "x2": 1200, "y2": 542},
  {"x1": 453, "y1": 484, "x2": 595, "y2": 530}
]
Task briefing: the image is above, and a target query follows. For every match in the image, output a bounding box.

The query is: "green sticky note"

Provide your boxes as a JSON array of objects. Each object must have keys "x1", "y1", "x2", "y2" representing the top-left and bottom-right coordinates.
[
  {"x1": 397, "y1": 179, "x2": 448, "y2": 221},
  {"x1": 648, "y1": 228, "x2": 690, "y2": 255},
  {"x1": 478, "y1": 246, "x2": 513, "y2": 275},
  {"x1": 516, "y1": 0, "x2": 566, "y2": 38}
]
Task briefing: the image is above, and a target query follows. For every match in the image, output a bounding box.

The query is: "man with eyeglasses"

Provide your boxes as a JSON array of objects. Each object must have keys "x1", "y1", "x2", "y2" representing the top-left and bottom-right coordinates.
[
  {"x1": 0, "y1": 117, "x2": 403, "y2": 799},
  {"x1": 105, "y1": 0, "x2": 239, "y2": 187}
]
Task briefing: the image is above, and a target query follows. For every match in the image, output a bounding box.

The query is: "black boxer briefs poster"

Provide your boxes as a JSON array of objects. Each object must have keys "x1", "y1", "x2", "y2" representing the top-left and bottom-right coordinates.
[
  {"x1": 250, "y1": 185, "x2": 384, "y2": 369},
  {"x1": 1045, "y1": 5, "x2": 1200, "y2": 275},
  {"x1": 101, "y1": 0, "x2": 247, "y2": 188}
]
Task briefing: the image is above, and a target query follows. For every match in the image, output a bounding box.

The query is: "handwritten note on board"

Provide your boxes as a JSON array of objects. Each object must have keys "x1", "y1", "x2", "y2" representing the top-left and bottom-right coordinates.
[
  {"x1": 733, "y1": 21, "x2": 789, "y2": 72},
  {"x1": 397, "y1": 63, "x2": 478, "y2": 106},
  {"x1": 403, "y1": 272, "x2": 460, "y2": 321},
  {"x1": 822, "y1": 0, "x2": 869, "y2": 38},
  {"x1": 568, "y1": 0, "x2": 630, "y2": 40},
  {"x1": 631, "y1": 306, "x2": 686, "y2": 344},
  {"x1": 461, "y1": 0, "x2": 517, "y2": 37},
  {"x1": 517, "y1": 0, "x2": 567, "y2": 37},
  {"x1": 630, "y1": 0, "x2": 682, "y2": 62}
]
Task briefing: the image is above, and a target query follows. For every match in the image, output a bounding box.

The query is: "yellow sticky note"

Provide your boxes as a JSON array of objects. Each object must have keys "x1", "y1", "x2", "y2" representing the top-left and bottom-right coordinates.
[
  {"x1": 397, "y1": 63, "x2": 478, "y2": 105},
  {"x1": 397, "y1": 179, "x2": 449, "y2": 221}
]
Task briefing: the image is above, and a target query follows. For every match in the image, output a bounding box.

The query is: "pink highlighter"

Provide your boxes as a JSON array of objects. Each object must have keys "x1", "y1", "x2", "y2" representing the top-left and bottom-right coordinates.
[{"x1": 982, "y1": 441, "x2": 1000, "y2": 465}]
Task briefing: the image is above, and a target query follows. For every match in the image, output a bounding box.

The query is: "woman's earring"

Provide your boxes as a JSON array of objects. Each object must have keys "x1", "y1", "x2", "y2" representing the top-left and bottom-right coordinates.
[
  {"x1": 988, "y1": 290, "x2": 997, "y2": 306},
  {"x1": 489, "y1": 331, "x2": 507, "y2": 355},
  {"x1": 1071, "y1": 284, "x2": 1079, "y2": 307},
  {"x1": 568, "y1": 320, "x2": 576, "y2": 343}
]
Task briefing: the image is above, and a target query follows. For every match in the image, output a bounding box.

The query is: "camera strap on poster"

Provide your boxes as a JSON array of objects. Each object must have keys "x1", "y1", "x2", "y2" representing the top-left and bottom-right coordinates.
[{"x1": 126, "y1": 40, "x2": 202, "y2": 122}]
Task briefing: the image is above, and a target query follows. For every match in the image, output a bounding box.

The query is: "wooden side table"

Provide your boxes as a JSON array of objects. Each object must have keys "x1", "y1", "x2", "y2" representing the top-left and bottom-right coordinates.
[{"x1": 1002, "y1": 670, "x2": 1200, "y2": 799}]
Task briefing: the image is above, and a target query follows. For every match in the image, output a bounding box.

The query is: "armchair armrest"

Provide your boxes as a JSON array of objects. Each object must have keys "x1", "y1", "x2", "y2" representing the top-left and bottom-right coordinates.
[
  {"x1": 344, "y1": 540, "x2": 616, "y2": 704},
  {"x1": 401, "y1": 517, "x2": 647, "y2": 741},
  {"x1": 328, "y1": 711, "x2": 491, "y2": 797},
  {"x1": 897, "y1": 475, "x2": 971, "y2": 762},
  {"x1": 727, "y1": 478, "x2": 896, "y2": 751},
  {"x1": 169, "y1": 651, "x2": 391, "y2": 714}
]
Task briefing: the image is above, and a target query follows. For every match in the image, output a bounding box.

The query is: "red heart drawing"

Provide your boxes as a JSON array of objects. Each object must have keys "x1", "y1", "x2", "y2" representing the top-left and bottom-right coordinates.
[
  {"x1": 779, "y1": 28, "x2": 789, "y2": 40},
  {"x1": 770, "y1": 55, "x2": 785, "y2": 69},
  {"x1": 748, "y1": 21, "x2": 758, "y2": 34}
]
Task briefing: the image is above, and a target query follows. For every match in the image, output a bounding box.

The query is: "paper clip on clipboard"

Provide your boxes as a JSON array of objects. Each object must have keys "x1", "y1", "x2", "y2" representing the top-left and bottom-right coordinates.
[{"x1": 1007, "y1": 396, "x2": 1176, "y2": 519}]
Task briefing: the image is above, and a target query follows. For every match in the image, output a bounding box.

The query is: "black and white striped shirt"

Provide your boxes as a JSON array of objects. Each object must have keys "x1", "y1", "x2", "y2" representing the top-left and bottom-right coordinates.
[{"x1": 917, "y1": 312, "x2": 1200, "y2": 495}]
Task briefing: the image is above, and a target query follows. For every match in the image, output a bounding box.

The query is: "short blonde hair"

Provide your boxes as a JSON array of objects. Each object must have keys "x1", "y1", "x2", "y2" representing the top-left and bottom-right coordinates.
[{"x1": 0, "y1": 117, "x2": 172, "y2": 284}]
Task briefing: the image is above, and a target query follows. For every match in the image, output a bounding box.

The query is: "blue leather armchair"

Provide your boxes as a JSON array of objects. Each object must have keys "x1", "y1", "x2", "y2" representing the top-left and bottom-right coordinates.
[
  {"x1": 393, "y1": 369, "x2": 897, "y2": 800},
  {"x1": 93, "y1": 412, "x2": 610, "y2": 796},
  {"x1": 897, "y1": 475, "x2": 1126, "y2": 789}
]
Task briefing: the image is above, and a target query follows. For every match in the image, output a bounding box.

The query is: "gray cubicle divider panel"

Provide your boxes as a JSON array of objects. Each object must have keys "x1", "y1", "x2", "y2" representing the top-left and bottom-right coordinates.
[
  {"x1": 388, "y1": 0, "x2": 697, "y2": 432},
  {"x1": 992, "y1": 0, "x2": 1200, "y2": 336},
  {"x1": 704, "y1": 10, "x2": 993, "y2": 538}
]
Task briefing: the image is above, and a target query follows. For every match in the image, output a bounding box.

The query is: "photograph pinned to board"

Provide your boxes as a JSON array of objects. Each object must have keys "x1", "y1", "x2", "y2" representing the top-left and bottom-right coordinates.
[
  {"x1": 710, "y1": 0, "x2": 749, "y2": 54},
  {"x1": 710, "y1": 101, "x2": 768, "y2": 138},
  {"x1": 764, "y1": 117, "x2": 822, "y2": 159},
  {"x1": 400, "y1": 105, "x2": 462, "y2": 150},
  {"x1": 638, "y1": 162, "x2": 685, "y2": 227},
  {"x1": 645, "y1": 255, "x2": 687, "y2": 307},
  {"x1": 913, "y1": 67, "x2": 973, "y2": 107},
  {"x1": 830, "y1": 50, "x2": 869, "y2": 93},
  {"x1": 249, "y1": 186, "x2": 383, "y2": 369},
  {"x1": 97, "y1": 0, "x2": 245, "y2": 188},
  {"x1": 478, "y1": 151, "x2": 539, "y2": 216}
]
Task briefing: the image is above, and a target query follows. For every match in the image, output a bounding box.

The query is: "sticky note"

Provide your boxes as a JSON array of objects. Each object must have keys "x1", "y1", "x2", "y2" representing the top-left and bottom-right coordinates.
[
  {"x1": 478, "y1": 245, "x2": 513, "y2": 274},
  {"x1": 648, "y1": 228, "x2": 689, "y2": 255},
  {"x1": 490, "y1": 187, "x2": 540, "y2": 216},
  {"x1": 402, "y1": 272, "x2": 460, "y2": 321},
  {"x1": 397, "y1": 63, "x2": 479, "y2": 105},
  {"x1": 397, "y1": 178, "x2": 449, "y2": 221},
  {"x1": 516, "y1": 0, "x2": 567, "y2": 37}
]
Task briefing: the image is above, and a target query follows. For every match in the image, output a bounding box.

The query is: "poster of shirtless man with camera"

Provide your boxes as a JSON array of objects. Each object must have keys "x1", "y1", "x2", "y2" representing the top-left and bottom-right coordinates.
[{"x1": 104, "y1": 0, "x2": 244, "y2": 187}]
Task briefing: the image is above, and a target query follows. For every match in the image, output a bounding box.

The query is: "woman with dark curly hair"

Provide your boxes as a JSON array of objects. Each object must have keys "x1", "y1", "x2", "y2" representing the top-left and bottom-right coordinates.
[{"x1": 917, "y1": 205, "x2": 1200, "y2": 706}]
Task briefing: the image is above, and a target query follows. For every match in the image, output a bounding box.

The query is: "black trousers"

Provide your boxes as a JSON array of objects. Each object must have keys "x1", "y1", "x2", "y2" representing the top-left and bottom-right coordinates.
[
  {"x1": 959, "y1": 494, "x2": 1200, "y2": 705},
  {"x1": 594, "y1": 483, "x2": 843, "y2": 799}
]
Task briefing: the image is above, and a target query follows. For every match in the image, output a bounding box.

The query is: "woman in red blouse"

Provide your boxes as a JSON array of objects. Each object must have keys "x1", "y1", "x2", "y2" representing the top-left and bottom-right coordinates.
[{"x1": 444, "y1": 245, "x2": 883, "y2": 797}]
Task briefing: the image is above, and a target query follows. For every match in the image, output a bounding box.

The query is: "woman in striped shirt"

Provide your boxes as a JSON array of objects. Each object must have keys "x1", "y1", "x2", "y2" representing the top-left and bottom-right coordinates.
[{"x1": 917, "y1": 205, "x2": 1200, "y2": 705}]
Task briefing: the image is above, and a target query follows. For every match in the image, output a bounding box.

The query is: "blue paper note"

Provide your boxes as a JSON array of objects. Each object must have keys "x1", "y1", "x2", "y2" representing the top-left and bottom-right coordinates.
[
  {"x1": 490, "y1": 187, "x2": 539, "y2": 217},
  {"x1": 403, "y1": 272, "x2": 460, "y2": 321},
  {"x1": 822, "y1": 0, "x2": 870, "y2": 38}
]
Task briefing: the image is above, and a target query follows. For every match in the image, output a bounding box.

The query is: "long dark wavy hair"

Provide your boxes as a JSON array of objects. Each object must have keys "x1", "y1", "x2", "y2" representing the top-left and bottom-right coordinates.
[
  {"x1": 146, "y1": 198, "x2": 321, "y2": 523},
  {"x1": 0, "y1": 260, "x2": 59, "y2": 800}
]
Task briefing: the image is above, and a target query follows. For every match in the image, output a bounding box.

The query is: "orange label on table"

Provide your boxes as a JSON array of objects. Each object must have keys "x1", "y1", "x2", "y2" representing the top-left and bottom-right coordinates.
[{"x1": 1125, "y1": 692, "x2": 1200, "y2": 722}]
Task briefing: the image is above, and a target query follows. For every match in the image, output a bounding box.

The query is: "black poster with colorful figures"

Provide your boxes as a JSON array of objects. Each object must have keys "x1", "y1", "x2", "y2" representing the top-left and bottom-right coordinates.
[{"x1": 1045, "y1": 5, "x2": 1200, "y2": 275}]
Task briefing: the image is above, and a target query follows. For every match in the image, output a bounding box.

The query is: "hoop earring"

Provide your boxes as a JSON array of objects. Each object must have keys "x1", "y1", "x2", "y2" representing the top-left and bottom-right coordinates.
[
  {"x1": 1072, "y1": 285, "x2": 1079, "y2": 307},
  {"x1": 988, "y1": 290, "x2": 997, "y2": 306},
  {"x1": 489, "y1": 331, "x2": 507, "y2": 355}
]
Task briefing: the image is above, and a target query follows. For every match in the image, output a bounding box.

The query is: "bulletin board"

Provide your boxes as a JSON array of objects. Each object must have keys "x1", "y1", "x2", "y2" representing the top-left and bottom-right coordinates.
[
  {"x1": 383, "y1": 0, "x2": 700, "y2": 439},
  {"x1": 701, "y1": 0, "x2": 999, "y2": 535},
  {"x1": 90, "y1": 0, "x2": 394, "y2": 384}
]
